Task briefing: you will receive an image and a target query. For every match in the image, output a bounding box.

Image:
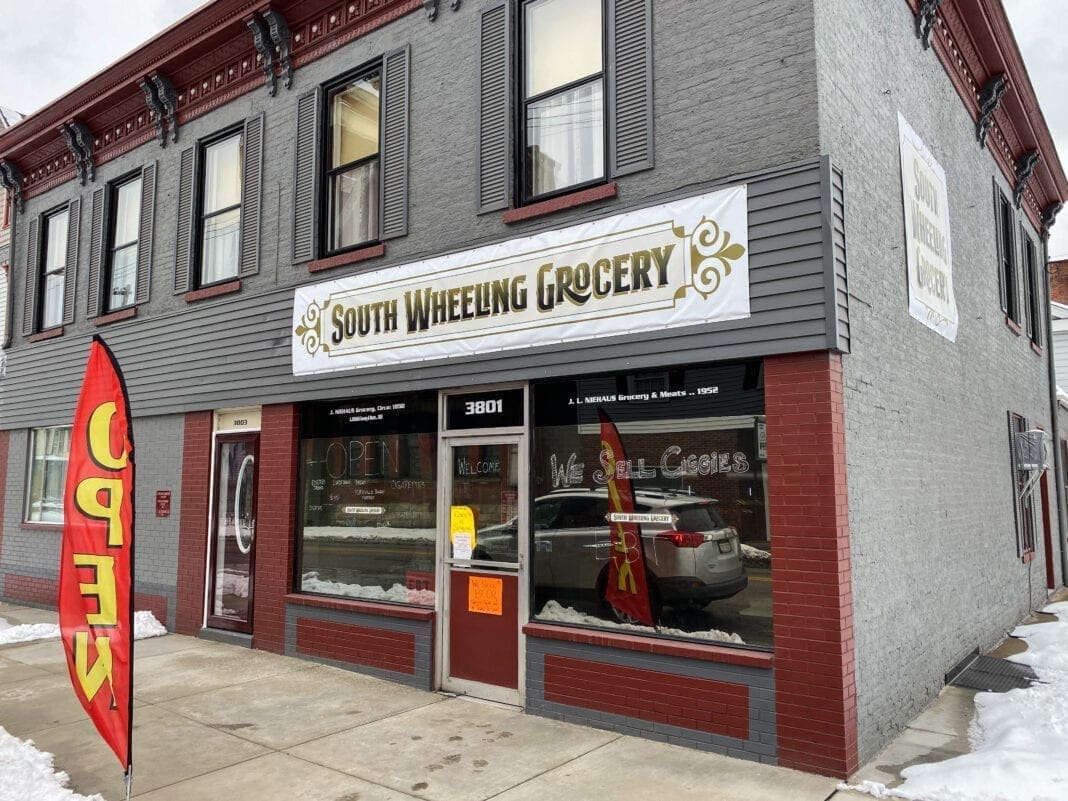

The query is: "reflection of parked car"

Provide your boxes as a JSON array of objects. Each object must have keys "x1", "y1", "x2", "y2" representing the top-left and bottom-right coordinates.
[{"x1": 479, "y1": 488, "x2": 747, "y2": 618}]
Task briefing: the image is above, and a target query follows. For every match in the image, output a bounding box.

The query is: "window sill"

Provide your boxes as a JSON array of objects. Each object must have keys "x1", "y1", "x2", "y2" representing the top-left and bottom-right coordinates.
[
  {"x1": 94, "y1": 307, "x2": 137, "y2": 326},
  {"x1": 308, "y1": 243, "x2": 386, "y2": 273},
  {"x1": 522, "y1": 622, "x2": 774, "y2": 669},
  {"x1": 185, "y1": 279, "x2": 241, "y2": 303},
  {"x1": 28, "y1": 327, "x2": 63, "y2": 342},
  {"x1": 284, "y1": 592, "x2": 435, "y2": 621},
  {"x1": 503, "y1": 182, "x2": 618, "y2": 225},
  {"x1": 1031, "y1": 341, "x2": 1044, "y2": 356},
  {"x1": 1022, "y1": 550, "x2": 1036, "y2": 564},
  {"x1": 21, "y1": 522, "x2": 63, "y2": 531},
  {"x1": 1005, "y1": 315, "x2": 1023, "y2": 336}
]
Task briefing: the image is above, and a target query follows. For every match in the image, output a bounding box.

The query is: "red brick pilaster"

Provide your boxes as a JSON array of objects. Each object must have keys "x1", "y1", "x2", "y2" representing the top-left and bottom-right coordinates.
[
  {"x1": 765, "y1": 352, "x2": 858, "y2": 777},
  {"x1": 175, "y1": 411, "x2": 213, "y2": 635},
  {"x1": 252, "y1": 403, "x2": 299, "y2": 654}
]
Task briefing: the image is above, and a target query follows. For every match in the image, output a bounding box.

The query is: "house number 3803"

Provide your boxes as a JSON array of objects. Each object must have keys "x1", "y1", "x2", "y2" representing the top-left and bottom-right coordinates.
[{"x1": 465, "y1": 399, "x2": 503, "y2": 415}]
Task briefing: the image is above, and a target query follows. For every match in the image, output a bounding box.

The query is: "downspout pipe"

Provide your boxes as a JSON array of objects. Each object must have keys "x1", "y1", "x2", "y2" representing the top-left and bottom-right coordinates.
[{"x1": 1042, "y1": 236, "x2": 1068, "y2": 588}]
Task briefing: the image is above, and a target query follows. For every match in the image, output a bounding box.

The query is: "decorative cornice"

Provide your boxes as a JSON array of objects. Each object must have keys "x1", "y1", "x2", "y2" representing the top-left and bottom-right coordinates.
[
  {"x1": 915, "y1": 0, "x2": 943, "y2": 49},
  {"x1": 1042, "y1": 203, "x2": 1061, "y2": 238},
  {"x1": 263, "y1": 9, "x2": 293, "y2": 92},
  {"x1": 246, "y1": 14, "x2": 277, "y2": 96},
  {"x1": 151, "y1": 73, "x2": 179, "y2": 144},
  {"x1": 139, "y1": 77, "x2": 167, "y2": 146},
  {"x1": 976, "y1": 73, "x2": 1007, "y2": 148},
  {"x1": 1014, "y1": 150, "x2": 1040, "y2": 209},
  {"x1": 0, "y1": 161, "x2": 24, "y2": 213},
  {"x1": 58, "y1": 124, "x2": 86, "y2": 185}
]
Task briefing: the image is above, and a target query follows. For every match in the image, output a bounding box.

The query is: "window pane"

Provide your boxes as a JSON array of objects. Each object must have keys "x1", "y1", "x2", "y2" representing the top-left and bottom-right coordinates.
[
  {"x1": 531, "y1": 364, "x2": 772, "y2": 649},
  {"x1": 113, "y1": 177, "x2": 142, "y2": 247},
  {"x1": 41, "y1": 272, "x2": 64, "y2": 329},
  {"x1": 331, "y1": 75, "x2": 380, "y2": 168},
  {"x1": 525, "y1": 0, "x2": 603, "y2": 97},
  {"x1": 201, "y1": 207, "x2": 241, "y2": 284},
  {"x1": 299, "y1": 394, "x2": 438, "y2": 607},
  {"x1": 526, "y1": 80, "x2": 604, "y2": 197},
  {"x1": 44, "y1": 210, "x2": 69, "y2": 271},
  {"x1": 26, "y1": 427, "x2": 71, "y2": 523},
  {"x1": 203, "y1": 134, "x2": 243, "y2": 214},
  {"x1": 331, "y1": 159, "x2": 380, "y2": 250},
  {"x1": 107, "y1": 243, "x2": 138, "y2": 311}
]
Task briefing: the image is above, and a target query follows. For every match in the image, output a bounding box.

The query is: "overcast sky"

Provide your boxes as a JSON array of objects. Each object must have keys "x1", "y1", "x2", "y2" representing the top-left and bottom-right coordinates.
[{"x1": 0, "y1": 0, "x2": 1064, "y2": 255}]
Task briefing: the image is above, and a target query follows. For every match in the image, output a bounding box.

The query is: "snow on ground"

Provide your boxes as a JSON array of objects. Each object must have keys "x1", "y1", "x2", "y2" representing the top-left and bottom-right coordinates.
[
  {"x1": 0, "y1": 611, "x2": 168, "y2": 646},
  {"x1": 0, "y1": 725, "x2": 103, "y2": 801},
  {"x1": 302, "y1": 526, "x2": 435, "y2": 542},
  {"x1": 740, "y1": 543, "x2": 771, "y2": 565},
  {"x1": 301, "y1": 573, "x2": 436, "y2": 606},
  {"x1": 840, "y1": 601, "x2": 1068, "y2": 801},
  {"x1": 536, "y1": 600, "x2": 745, "y2": 644}
]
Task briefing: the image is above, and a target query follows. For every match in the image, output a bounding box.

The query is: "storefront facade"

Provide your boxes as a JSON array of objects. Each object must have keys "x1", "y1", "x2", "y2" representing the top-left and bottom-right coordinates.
[{"x1": 0, "y1": 0, "x2": 1065, "y2": 780}]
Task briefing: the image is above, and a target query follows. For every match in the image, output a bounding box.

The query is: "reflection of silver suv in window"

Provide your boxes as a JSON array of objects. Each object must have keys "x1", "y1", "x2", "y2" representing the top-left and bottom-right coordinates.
[{"x1": 480, "y1": 488, "x2": 747, "y2": 617}]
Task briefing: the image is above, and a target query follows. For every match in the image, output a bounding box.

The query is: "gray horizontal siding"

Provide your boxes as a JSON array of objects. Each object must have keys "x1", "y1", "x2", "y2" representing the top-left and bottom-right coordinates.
[{"x1": 0, "y1": 158, "x2": 845, "y2": 428}]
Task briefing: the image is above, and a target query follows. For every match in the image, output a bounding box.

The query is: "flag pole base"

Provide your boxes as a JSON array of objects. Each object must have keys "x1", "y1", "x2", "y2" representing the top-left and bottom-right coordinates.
[{"x1": 124, "y1": 766, "x2": 133, "y2": 801}]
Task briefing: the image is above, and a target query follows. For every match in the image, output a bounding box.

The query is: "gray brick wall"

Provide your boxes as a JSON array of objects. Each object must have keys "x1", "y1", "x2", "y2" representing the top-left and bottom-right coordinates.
[
  {"x1": 0, "y1": 429, "x2": 58, "y2": 596},
  {"x1": 814, "y1": 0, "x2": 1061, "y2": 762}
]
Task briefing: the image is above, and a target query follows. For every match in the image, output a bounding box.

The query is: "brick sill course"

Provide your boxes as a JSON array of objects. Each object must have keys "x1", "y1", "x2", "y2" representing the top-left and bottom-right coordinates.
[
  {"x1": 285, "y1": 592, "x2": 434, "y2": 621},
  {"x1": 1005, "y1": 315, "x2": 1023, "y2": 336},
  {"x1": 523, "y1": 622, "x2": 774, "y2": 669},
  {"x1": 185, "y1": 279, "x2": 241, "y2": 303},
  {"x1": 308, "y1": 243, "x2": 386, "y2": 273},
  {"x1": 502, "y1": 182, "x2": 618, "y2": 225},
  {"x1": 20, "y1": 522, "x2": 63, "y2": 531},
  {"x1": 28, "y1": 327, "x2": 63, "y2": 342},
  {"x1": 1031, "y1": 341, "x2": 1043, "y2": 356},
  {"x1": 93, "y1": 307, "x2": 137, "y2": 326}
]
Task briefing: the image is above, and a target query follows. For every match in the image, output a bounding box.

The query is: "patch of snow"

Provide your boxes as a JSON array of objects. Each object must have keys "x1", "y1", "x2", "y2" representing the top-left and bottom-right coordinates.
[
  {"x1": 0, "y1": 611, "x2": 167, "y2": 646},
  {"x1": 837, "y1": 780, "x2": 898, "y2": 798},
  {"x1": 855, "y1": 601, "x2": 1068, "y2": 801},
  {"x1": 0, "y1": 617, "x2": 10, "y2": 632},
  {"x1": 740, "y1": 543, "x2": 771, "y2": 563},
  {"x1": 217, "y1": 568, "x2": 249, "y2": 599},
  {"x1": 301, "y1": 573, "x2": 435, "y2": 606},
  {"x1": 536, "y1": 600, "x2": 745, "y2": 644},
  {"x1": 0, "y1": 725, "x2": 104, "y2": 801}
]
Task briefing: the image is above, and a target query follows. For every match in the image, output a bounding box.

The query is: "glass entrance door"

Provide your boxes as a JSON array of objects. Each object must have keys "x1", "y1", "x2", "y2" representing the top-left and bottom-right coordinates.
[
  {"x1": 440, "y1": 437, "x2": 526, "y2": 705},
  {"x1": 207, "y1": 433, "x2": 259, "y2": 632}
]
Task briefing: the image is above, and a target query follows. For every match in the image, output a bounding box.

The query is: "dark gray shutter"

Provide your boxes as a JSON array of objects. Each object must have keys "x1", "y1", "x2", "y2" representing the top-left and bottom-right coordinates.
[
  {"x1": 293, "y1": 88, "x2": 321, "y2": 264},
  {"x1": 608, "y1": 0, "x2": 654, "y2": 177},
  {"x1": 1008, "y1": 413, "x2": 1023, "y2": 552},
  {"x1": 995, "y1": 184, "x2": 1006, "y2": 312},
  {"x1": 21, "y1": 216, "x2": 39, "y2": 336},
  {"x1": 380, "y1": 46, "x2": 410, "y2": 240},
  {"x1": 174, "y1": 146, "x2": 196, "y2": 293},
  {"x1": 136, "y1": 162, "x2": 157, "y2": 304},
  {"x1": 62, "y1": 197, "x2": 81, "y2": 325},
  {"x1": 87, "y1": 187, "x2": 106, "y2": 318},
  {"x1": 477, "y1": 1, "x2": 510, "y2": 213},
  {"x1": 240, "y1": 114, "x2": 264, "y2": 277}
]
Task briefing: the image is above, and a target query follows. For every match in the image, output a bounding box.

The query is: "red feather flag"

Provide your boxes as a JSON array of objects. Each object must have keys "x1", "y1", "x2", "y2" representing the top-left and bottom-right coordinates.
[
  {"x1": 598, "y1": 408, "x2": 655, "y2": 626},
  {"x1": 58, "y1": 336, "x2": 135, "y2": 781}
]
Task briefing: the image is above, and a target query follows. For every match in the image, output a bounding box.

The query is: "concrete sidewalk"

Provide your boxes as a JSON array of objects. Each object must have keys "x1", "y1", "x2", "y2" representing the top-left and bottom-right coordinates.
[{"x1": 0, "y1": 601, "x2": 837, "y2": 801}]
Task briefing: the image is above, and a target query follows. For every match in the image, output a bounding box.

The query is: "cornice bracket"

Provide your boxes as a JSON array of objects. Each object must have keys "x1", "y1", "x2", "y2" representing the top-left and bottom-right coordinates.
[
  {"x1": 247, "y1": 14, "x2": 277, "y2": 96},
  {"x1": 139, "y1": 77, "x2": 167, "y2": 147},
  {"x1": 59, "y1": 123, "x2": 87, "y2": 186},
  {"x1": 976, "y1": 74, "x2": 1008, "y2": 148},
  {"x1": 424, "y1": 0, "x2": 460, "y2": 21},
  {"x1": 0, "y1": 161, "x2": 25, "y2": 214},
  {"x1": 70, "y1": 121, "x2": 95, "y2": 183},
  {"x1": 151, "y1": 72, "x2": 179, "y2": 144},
  {"x1": 1042, "y1": 203, "x2": 1062, "y2": 239},
  {"x1": 1014, "y1": 150, "x2": 1040, "y2": 209},
  {"x1": 916, "y1": 0, "x2": 944, "y2": 50},
  {"x1": 263, "y1": 9, "x2": 293, "y2": 92}
]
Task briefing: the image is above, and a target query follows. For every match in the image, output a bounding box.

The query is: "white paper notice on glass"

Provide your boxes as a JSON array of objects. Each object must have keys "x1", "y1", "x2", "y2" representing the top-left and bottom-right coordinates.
[{"x1": 453, "y1": 533, "x2": 473, "y2": 560}]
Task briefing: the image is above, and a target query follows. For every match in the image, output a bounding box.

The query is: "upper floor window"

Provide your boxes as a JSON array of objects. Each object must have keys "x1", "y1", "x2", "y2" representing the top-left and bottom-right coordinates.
[
  {"x1": 25, "y1": 426, "x2": 71, "y2": 524},
  {"x1": 995, "y1": 188, "x2": 1019, "y2": 324},
  {"x1": 199, "y1": 131, "x2": 244, "y2": 286},
  {"x1": 326, "y1": 71, "x2": 381, "y2": 254},
  {"x1": 40, "y1": 207, "x2": 70, "y2": 330},
  {"x1": 1022, "y1": 231, "x2": 1043, "y2": 347},
  {"x1": 106, "y1": 174, "x2": 142, "y2": 312},
  {"x1": 521, "y1": 0, "x2": 605, "y2": 201}
]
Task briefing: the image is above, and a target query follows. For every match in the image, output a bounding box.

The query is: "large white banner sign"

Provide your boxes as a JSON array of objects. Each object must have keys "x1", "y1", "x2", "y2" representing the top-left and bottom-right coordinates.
[
  {"x1": 899, "y1": 113, "x2": 958, "y2": 342},
  {"x1": 293, "y1": 185, "x2": 750, "y2": 375}
]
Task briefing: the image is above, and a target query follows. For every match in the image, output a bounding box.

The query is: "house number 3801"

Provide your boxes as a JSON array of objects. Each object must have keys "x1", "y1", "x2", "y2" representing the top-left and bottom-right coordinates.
[{"x1": 465, "y1": 399, "x2": 502, "y2": 415}]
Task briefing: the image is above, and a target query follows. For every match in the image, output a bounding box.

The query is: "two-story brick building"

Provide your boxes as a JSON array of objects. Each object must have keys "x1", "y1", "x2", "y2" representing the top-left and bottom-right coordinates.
[{"x1": 0, "y1": 0, "x2": 1065, "y2": 778}]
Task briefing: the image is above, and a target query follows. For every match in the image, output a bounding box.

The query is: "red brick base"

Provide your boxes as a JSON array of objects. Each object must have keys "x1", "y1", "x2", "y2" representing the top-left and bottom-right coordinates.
[
  {"x1": 295, "y1": 616, "x2": 416, "y2": 674},
  {"x1": 5, "y1": 574, "x2": 57, "y2": 606},
  {"x1": 175, "y1": 411, "x2": 212, "y2": 635},
  {"x1": 765, "y1": 351, "x2": 858, "y2": 777},
  {"x1": 544, "y1": 654, "x2": 750, "y2": 739},
  {"x1": 0, "y1": 431, "x2": 8, "y2": 563},
  {"x1": 134, "y1": 593, "x2": 168, "y2": 626}
]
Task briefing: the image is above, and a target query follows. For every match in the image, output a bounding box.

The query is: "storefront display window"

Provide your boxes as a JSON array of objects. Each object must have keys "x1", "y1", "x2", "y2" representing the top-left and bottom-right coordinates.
[
  {"x1": 532, "y1": 362, "x2": 772, "y2": 648},
  {"x1": 25, "y1": 426, "x2": 72, "y2": 524},
  {"x1": 298, "y1": 393, "x2": 438, "y2": 605}
]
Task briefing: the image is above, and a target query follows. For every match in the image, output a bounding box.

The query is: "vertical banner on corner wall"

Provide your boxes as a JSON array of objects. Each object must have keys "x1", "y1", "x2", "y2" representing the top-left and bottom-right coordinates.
[
  {"x1": 899, "y1": 112, "x2": 958, "y2": 342},
  {"x1": 58, "y1": 336, "x2": 135, "y2": 778},
  {"x1": 598, "y1": 409, "x2": 654, "y2": 626}
]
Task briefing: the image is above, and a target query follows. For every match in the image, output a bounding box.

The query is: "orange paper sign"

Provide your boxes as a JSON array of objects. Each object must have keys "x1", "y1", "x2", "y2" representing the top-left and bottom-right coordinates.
[{"x1": 468, "y1": 576, "x2": 503, "y2": 615}]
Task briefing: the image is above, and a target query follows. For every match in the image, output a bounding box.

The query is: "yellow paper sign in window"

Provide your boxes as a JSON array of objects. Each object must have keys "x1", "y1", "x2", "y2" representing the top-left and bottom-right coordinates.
[
  {"x1": 468, "y1": 575, "x2": 503, "y2": 615},
  {"x1": 450, "y1": 505, "x2": 477, "y2": 560}
]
